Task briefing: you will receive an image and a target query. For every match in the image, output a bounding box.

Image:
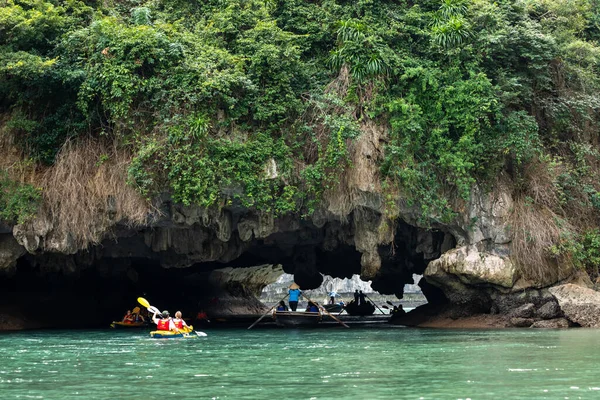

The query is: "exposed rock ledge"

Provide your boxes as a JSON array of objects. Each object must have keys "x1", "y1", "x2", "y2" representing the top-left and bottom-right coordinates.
[{"x1": 549, "y1": 284, "x2": 600, "y2": 327}]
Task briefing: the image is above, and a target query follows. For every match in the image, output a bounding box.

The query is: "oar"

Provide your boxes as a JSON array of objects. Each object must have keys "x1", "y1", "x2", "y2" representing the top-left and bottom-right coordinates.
[
  {"x1": 386, "y1": 300, "x2": 395, "y2": 307},
  {"x1": 182, "y1": 325, "x2": 207, "y2": 337},
  {"x1": 248, "y1": 294, "x2": 289, "y2": 330},
  {"x1": 302, "y1": 294, "x2": 349, "y2": 328},
  {"x1": 138, "y1": 297, "x2": 161, "y2": 316},
  {"x1": 364, "y1": 293, "x2": 385, "y2": 315}
]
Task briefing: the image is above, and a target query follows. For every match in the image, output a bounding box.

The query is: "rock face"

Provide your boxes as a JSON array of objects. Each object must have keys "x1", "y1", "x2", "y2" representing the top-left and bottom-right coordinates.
[
  {"x1": 0, "y1": 234, "x2": 25, "y2": 272},
  {"x1": 549, "y1": 284, "x2": 600, "y2": 327},
  {"x1": 0, "y1": 161, "x2": 591, "y2": 329},
  {"x1": 530, "y1": 318, "x2": 570, "y2": 329},
  {"x1": 425, "y1": 245, "x2": 515, "y2": 289},
  {"x1": 207, "y1": 264, "x2": 284, "y2": 316},
  {"x1": 423, "y1": 244, "x2": 516, "y2": 311}
]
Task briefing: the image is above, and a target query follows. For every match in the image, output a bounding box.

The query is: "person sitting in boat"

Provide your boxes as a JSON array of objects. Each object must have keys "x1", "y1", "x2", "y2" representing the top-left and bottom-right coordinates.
[
  {"x1": 122, "y1": 310, "x2": 134, "y2": 324},
  {"x1": 152, "y1": 310, "x2": 178, "y2": 332},
  {"x1": 196, "y1": 309, "x2": 210, "y2": 323},
  {"x1": 173, "y1": 311, "x2": 189, "y2": 331},
  {"x1": 288, "y1": 283, "x2": 302, "y2": 311},
  {"x1": 305, "y1": 301, "x2": 319, "y2": 313},
  {"x1": 131, "y1": 307, "x2": 145, "y2": 323},
  {"x1": 276, "y1": 301, "x2": 288, "y2": 311}
]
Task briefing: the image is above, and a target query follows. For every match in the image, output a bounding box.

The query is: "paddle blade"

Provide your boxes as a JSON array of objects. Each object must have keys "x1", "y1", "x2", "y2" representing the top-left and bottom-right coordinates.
[
  {"x1": 138, "y1": 297, "x2": 150, "y2": 308},
  {"x1": 148, "y1": 306, "x2": 161, "y2": 315},
  {"x1": 195, "y1": 331, "x2": 207, "y2": 337}
]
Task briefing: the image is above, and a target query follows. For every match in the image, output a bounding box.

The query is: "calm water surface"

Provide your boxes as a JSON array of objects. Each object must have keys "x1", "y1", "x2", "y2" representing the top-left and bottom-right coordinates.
[{"x1": 1, "y1": 326, "x2": 599, "y2": 399}]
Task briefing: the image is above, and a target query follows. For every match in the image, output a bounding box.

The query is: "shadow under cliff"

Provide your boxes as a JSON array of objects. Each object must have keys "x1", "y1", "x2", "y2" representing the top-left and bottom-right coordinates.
[{"x1": 0, "y1": 216, "x2": 454, "y2": 329}]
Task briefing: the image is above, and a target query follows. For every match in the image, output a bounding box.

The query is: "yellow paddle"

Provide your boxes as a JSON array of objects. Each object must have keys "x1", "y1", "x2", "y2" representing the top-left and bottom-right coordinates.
[
  {"x1": 137, "y1": 297, "x2": 150, "y2": 308},
  {"x1": 137, "y1": 297, "x2": 161, "y2": 316}
]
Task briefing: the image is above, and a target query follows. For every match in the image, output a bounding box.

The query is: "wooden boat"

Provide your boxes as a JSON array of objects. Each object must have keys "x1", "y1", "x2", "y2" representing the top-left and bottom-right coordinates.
[
  {"x1": 323, "y1": 303, "x2": 343, "y2": 313},
  {"x1": 110, "y1": 321, "x2": 148, "y2": 329},
  {"x1": 344, "y1": 301, "x2": 375, "y2": 316},
  {"x1": 273, "y1": 311, "x2": 321, "y2": 327}
]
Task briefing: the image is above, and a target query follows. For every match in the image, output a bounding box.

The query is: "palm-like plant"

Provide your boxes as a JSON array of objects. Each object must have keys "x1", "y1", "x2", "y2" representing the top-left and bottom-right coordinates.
[
  {"x1": 327, "y1": 19, "x2": 388, "y2": 82},
  {"x1": 430, "y1": 0, "x2": 472, "y2": 49}
]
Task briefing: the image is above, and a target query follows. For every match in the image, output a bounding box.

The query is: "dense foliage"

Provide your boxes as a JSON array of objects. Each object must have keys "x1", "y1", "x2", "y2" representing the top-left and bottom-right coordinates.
[{"x1": 2, "y1": 0, "x2": 600, "y2": 276}]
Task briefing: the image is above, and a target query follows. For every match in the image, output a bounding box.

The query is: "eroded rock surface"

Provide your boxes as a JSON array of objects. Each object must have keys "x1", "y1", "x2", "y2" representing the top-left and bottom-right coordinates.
[
  {"x1": 425, "y1": 245, "x2": 516, "y2": 288},
  {"x1": 0, "y1": 234, "x2": 25, "y2": 272},
  {"x1": 530, "y1": 318, "x2": 570, "y2": 328},
  {"x1": 1, "y1": 174, "x2": 592, "y2": 329},
  {"x1": 549, "y1": 284, "x2": 600, "y2": 327}
]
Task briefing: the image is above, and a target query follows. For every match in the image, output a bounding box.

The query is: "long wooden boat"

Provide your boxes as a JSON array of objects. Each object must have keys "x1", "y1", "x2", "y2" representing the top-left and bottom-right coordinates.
[
  {"x1": 110, "y1": 321, "x2": 148, "y2": 329},
  {"x1": 273, "y1": 311, "x2": 321, "y2": 327},
  {"x1": 344, "y1": 301, "x2": 375, "y2": 316}
]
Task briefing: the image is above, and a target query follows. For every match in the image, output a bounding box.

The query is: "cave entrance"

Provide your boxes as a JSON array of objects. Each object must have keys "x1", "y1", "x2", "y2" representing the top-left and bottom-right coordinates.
[
  {"x1": 0, "y1": 211, "x2": 456, "y2": 329},
  {"x1": 260, "y1": 272, "x2": 428, "y2": 315}
]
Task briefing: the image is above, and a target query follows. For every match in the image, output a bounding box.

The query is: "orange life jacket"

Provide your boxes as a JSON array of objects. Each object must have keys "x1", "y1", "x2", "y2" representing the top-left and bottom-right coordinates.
[{"x1": 157, "y1": 319, "x2": 170, "y2": 331}]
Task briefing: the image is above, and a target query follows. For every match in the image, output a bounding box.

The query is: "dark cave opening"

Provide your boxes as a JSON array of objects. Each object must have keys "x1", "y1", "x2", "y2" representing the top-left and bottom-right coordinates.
[{"x1": 0, "y1": 218, "x2": 455, "y2": 329}]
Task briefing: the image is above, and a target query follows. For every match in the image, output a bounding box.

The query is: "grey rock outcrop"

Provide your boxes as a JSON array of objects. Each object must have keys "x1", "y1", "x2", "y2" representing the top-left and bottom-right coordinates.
[
  {"x1": 425, "y1": 245, "x2": 516, "y2": 288},
  {"x1": 509, "y1": 317, "x2": 534, "y2": 327},
  {"x1": 0, "y1": 234, "x2": 25, "y2": 272},
  {"x1": 549, "y1": 284, "x2": 600, "y2": 327},
  {"x1": 424, "y1": 245, "x2": 516, "y2": 309},
  {"x1": 510, "y1": 303, "x2": 535, "y2": 318},
  {"x1": 207, "y1": 264, "x2": 285, "y2": 316},
  {"x1": 536, "y1": 301, "x2": 562, "y2": 320},
  {"x1": 530, "y1": 318, "x2": 570, "y2": 328}
]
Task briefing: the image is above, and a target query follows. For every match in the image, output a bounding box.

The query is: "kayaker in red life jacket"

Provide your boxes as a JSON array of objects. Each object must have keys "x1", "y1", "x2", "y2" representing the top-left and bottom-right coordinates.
[
  {"x1": 172, "y1": 311, "x2": 189, "y2": 330},
  {"x1": 152, "y1": 310, "x2": 178, "y2": 332},
  {"x1": 122, "y1": 310, "x2": 134, "y2": 324}
]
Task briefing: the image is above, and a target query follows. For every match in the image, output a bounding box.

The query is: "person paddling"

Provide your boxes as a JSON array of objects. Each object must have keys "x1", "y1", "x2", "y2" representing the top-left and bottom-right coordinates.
[
  {"x1": 288, "y1": 283, "x2": 302, "y2": 311},
  {"x1": 152, "y1": 310, "x2": 178, "y2": 332},
  {"x1": 173, "y1": 311, "x2": 189, "y2": 332}
]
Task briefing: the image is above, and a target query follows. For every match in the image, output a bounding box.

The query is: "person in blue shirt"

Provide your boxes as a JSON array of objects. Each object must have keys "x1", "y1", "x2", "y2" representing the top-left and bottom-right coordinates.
[
  {"x1": 305, "y1": 301, "x2": 319, "y2": 313},
  {"x1": 288, "y1": 283, "x2": 302, "y2": 311}
]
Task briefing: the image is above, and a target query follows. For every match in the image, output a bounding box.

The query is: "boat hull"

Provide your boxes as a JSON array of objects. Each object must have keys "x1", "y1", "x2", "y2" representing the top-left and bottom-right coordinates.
[
  {"x1": 344, "y1": 302, "x2": 375, "y2": 316},
  {"x1": 110, "y1": 321, "x2": 148, "y2": 329},
  {"x1": 273, "y1": 311, "x2": 321, "y2": 327},
  {"x1": 150, "y1": 330, "x2": 197, "y2": 339},
  {"x1": 323, "y1": 304, "x2": 343, "y2": 313}
]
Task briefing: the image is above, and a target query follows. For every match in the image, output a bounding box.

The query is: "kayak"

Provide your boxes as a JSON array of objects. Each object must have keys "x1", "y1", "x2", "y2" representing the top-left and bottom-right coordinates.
[
  {"x1": 149, "y1": 329, "x2": 207, "y2": 338},
  {"x1": 110, "y1": 321, "x2": 148, "y2": 328},
  {"x1": 150, "y1": 330, "x2": 194, "y2": 339}
]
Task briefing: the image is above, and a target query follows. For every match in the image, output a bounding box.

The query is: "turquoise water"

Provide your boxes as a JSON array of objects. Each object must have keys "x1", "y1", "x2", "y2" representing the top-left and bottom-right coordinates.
[{"x1": 1, "y1": 327, "x2": 600, "y2": 399}]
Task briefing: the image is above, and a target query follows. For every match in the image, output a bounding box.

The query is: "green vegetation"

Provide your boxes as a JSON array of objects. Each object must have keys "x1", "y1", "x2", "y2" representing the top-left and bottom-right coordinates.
[
  {"x1": 0, "y1": 172, "x2": 41, "y2": 224},
  {"x1": 2, "y1": 0, "x2": 600, "y2": 277}
]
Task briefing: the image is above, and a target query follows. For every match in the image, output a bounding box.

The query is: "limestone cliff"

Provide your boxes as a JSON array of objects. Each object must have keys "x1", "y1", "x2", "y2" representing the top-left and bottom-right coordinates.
[{"x1": 0, "y1": 170, "x2": 589, "y2": 328}]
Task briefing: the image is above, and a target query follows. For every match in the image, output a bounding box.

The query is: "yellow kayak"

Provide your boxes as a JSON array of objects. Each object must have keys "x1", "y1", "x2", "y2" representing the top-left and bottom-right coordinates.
[
  {"x1": 150, "y1": 330, "x2": 196, "y2": 339},
  {"x1": 149, "y1": 325, "x2": 207, "y2": 338}
]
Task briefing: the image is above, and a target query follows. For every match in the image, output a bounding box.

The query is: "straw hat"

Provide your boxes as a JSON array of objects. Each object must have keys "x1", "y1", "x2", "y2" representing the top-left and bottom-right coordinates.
[
  {"x1": 289, "y1": 283, "x2": 300, "y2": 289},
  {"x1": 132, "y1": 306, "x2": 140, "y2": 314}
]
